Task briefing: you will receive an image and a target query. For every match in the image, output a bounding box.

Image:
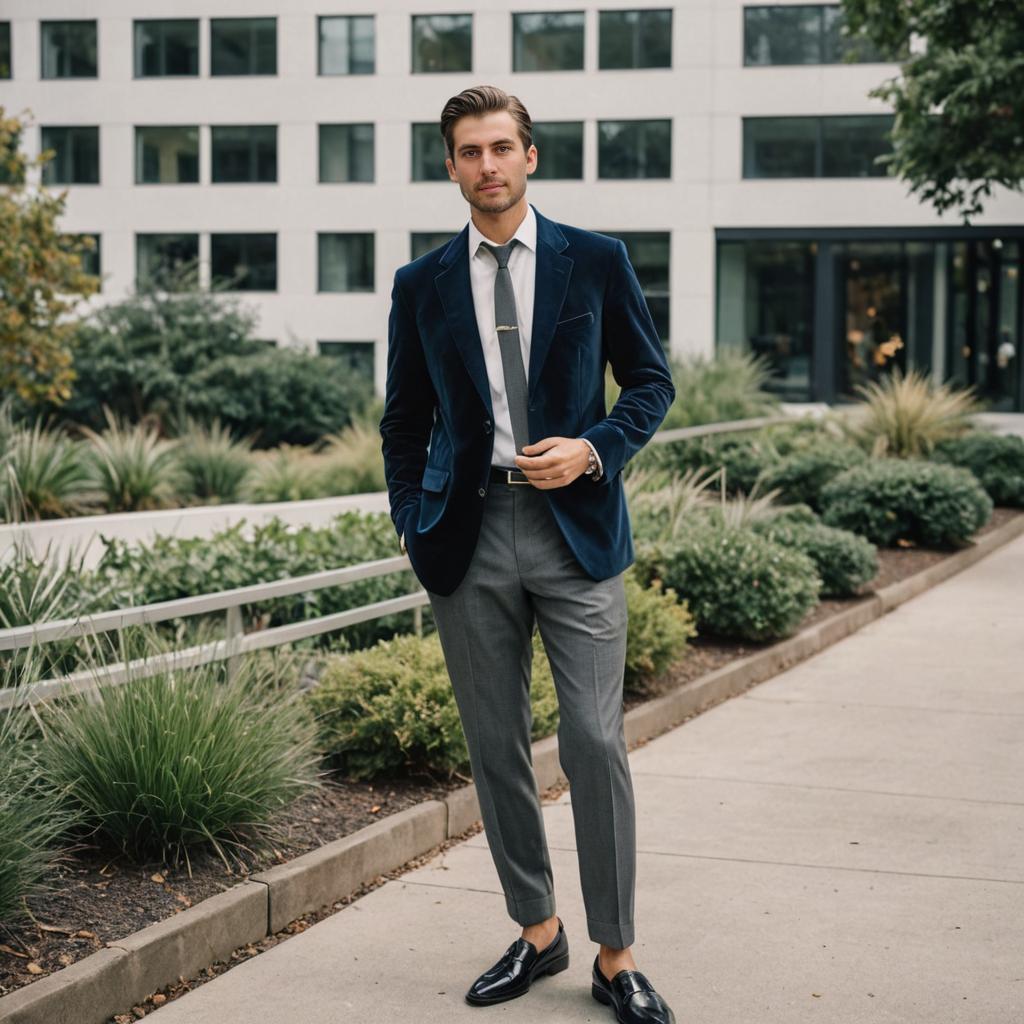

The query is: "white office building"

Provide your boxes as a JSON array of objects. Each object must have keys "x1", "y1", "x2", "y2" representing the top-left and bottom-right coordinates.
[{"x1": 2, "y1": 1, "x2": 1022, "y2": 409}]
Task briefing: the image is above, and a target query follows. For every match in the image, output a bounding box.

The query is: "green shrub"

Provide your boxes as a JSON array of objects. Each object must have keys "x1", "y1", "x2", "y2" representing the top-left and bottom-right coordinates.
[
  {"x1": 643, "y1": 434, "x2": 781, "y2": 495},
  {"x1": 185, "y1": 348, "x2": 370, "y2": 448},
  {"x1": 308, "y1": 631, "x2": 560, "y2": 780},
  {"x1": 752, "y1": 519, "x2": 878, "y2": 597},
  {"x1": 931, "y1": 431, "x2": 1024, "y2": 507},
  {"x1": 93, "y1": 512, "x2": 421, "y2": 651},
  {"x1": 760, "y1": 441, "x2": 868, "y2": 511},
  {"x1": 36, "y1": 657, "x2": 321, "y2": 868},
  {"x1": 637, "y1": 522, "x2": 821, "y2": 641},
  {"x1": 623, "y1": 568, "x2": 696, "y2": 691},
  {"x1": 820, "y1": 459, "x2": 993, "y2": 548}
]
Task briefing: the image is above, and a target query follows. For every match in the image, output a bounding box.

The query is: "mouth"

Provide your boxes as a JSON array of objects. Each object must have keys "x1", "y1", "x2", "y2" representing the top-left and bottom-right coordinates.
[{"x1": 479, "y1": 183, "x2": 505, "y2": 193}]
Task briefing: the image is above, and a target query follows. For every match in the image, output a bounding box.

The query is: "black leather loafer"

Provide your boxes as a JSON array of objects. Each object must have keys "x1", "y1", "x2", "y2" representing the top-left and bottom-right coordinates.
[
  {"x1": 591, "y1": 954, "x2": 676, "y2": 1023},
  {"x1": 465, "y1": 917, "x2": 569, "y2": 1006}
]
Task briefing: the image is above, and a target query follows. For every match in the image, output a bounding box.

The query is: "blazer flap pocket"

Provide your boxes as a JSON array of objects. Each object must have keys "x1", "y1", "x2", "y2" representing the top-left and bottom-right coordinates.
[
  {"x1": 555, "y1": 310, "x2": 594, "y2": 331},
  {"x1": 421, "y1": 465, "x2": 450, "y2": 492}
]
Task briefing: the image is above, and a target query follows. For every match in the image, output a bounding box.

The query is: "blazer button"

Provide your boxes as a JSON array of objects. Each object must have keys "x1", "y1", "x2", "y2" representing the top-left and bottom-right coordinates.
[
  {"x1": 478, "y1": 487, "x2": 486, "y2": 497},
  {"x1": 483, "y1": 420, "x2": 492, "y2": 433}
]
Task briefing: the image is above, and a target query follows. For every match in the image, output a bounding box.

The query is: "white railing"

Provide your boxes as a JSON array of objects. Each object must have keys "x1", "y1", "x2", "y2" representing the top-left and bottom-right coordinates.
[{"x1": 0, "y1": 414, "x2": 795, "y2": 709}]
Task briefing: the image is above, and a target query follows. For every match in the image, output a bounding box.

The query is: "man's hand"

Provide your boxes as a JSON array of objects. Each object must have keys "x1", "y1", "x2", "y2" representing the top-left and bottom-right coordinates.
[{"x1": 514, "y1": 437, "x2": 591, "y2": 489}]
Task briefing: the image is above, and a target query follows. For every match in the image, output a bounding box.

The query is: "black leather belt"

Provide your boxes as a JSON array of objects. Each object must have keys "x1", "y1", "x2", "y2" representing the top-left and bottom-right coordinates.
[{"x1": 489, "y1": 465, "x2": 531, "y2": 485}]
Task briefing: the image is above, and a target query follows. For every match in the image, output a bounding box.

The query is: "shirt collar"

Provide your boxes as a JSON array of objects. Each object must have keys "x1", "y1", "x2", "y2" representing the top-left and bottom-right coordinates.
[{"x1": 468, "y1": 202, "x2": 537, "y2": 261}]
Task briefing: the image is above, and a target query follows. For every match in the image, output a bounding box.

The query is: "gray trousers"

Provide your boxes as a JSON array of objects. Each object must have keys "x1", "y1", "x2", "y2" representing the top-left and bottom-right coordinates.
[{"x1": 425, "y1": 475, "x2": 637, "y2": 948}]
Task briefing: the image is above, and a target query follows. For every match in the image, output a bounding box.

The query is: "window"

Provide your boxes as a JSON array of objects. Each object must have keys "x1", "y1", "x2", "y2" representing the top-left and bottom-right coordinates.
[
  {"x1": 411, "y1": 14, "x2": 472, "y2": 73},
  {"x1": 602, "y1": 232, "x2": 670, "y2": 347},
  {"x1": 744, "y1": 5, "x2": 892, "y2": 66},
  {"x1": 319, "y1": 15, "x2": 374, "y2": 74},
  {"x1": 317, "y1": 341, "x2": 376, "y2": 393},
  {"x1": 41, "y1": 126, "x2": 99, "y2": 184},
  {"x1": 743, "y1": 116, "x2": 893, "y2": 178},
  {"x1": 0, "y1": 22, "x2": 11, "y2": 78},
  {"x1": 136, "y1": 233, "x2": 200, "y2": 289},
  {"x1": 318, "y1": 234, "x2": 375, "y2": 292},
  {"x1": 41, "y1": 20, "x2": 97, "y2": 78},
  {"x1": 212, "y1": 126, "x2": 277, "y2": 183},
  {"x1": 134, "y1": 19, "x2": 199, "y2": 77},
  {"x1": 716, "y1": 239, "x2": 815, "y2": 401},
  {"x1": 411, "y1": 232, "x2": 457, "y2": 260},
  {"x1": 211, "y1": 18, "x2": 276, "y2": 76},
  {"x1": 135, "y1": 126, "x2": 199, "y2": 184},
  {"x1": 531, "y1": 122, "x2": 583, "y2": 180},
  {"x1": 320, "y1": 124, "x2": 374, "y2": 183},
  {"x1": 412, "y1": 123, "x2": 449, "y2": 182},
  {"x1": 211, "y1": 233, "x2": 277, "y2": 291},
  {"x1": 599, "y1": 9, "x2": 672, "y2": 69},
  {"x1": 598, "y1": 119, "x2": 671, "y2": 179},
  {"x1": 512, "y1": 12, "x2": 584, "y2": 71}
]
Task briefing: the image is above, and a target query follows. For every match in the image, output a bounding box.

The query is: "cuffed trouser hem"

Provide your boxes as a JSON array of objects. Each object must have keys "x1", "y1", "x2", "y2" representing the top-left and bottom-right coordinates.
[
  {"x1": 508, "y1": 891, "x2": 557, "y2": 927},
  {"x1": 587, "y1": 916, "x2": 635, "y2": 949}
]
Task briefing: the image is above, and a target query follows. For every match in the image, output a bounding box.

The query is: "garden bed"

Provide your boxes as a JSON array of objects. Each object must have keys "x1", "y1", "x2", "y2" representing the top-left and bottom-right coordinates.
[{"x1": 1, "y1": 505, "x2": 1020, "y2": 1003}]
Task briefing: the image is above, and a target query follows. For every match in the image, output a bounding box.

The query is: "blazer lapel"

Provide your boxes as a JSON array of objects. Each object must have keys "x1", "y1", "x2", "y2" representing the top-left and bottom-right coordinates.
[
  {"x1": 528, "y1": 208, "x2": 573, "y2": 403},
  {"x1": 434, "y1": 227, "x2": 493, "y2": 416}
]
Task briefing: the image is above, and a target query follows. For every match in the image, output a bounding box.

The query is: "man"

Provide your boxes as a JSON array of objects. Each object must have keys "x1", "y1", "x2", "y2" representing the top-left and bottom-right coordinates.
[{"x1": 380, "y1": 85, "x2": 676, "y2": 1024}]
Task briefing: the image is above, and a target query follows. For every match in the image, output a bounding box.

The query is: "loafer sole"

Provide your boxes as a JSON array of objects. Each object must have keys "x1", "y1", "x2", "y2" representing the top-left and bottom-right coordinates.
[{"x1": 465, "y1": 949, "x2": 569, "y2": 1006}]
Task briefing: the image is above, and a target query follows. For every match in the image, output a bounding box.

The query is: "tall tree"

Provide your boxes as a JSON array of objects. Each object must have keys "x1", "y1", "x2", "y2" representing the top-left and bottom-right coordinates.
[
  {"x1": 0, "y1": 107, "x2": 99, "y2": 405},
  {"x1": 841, "y1": 0, "x2": 1024, "y2": 221}
]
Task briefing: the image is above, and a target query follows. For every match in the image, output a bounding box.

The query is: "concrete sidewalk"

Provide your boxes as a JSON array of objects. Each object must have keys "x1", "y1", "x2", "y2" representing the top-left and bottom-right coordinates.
[{"x1": 153, "y1": 533, "x2": 1024, "y2": 1024}]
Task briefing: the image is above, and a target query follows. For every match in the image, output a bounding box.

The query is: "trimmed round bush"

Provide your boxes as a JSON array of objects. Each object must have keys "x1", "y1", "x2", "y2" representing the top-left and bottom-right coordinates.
[
  {"x1": 752, "y1": 519, "x2": 878, "y2": 597},
  {"x1": 760, "y1": 442, "x2": 867, "y2": 511},
  {"x1": 623, "y1": 568, "x2": 696, "y2": 691},
  {"x1": 820, "y1": 459, "x2": 993, "y2": 548},
  {"x1": 642, "y1": 522, "x2": 821, "y2": 642},
  {"x1": 931, "y1": 432, "x2": 1024, "y2": 507},
  {"x1": 308, "y1": 631, "x2": 560, "y2": 780}
]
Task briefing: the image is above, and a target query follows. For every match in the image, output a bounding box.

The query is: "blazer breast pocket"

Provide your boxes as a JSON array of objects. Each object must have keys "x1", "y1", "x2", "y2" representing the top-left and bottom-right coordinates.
[{"x1": 555, "y1": 310, "x2": 595, "y2": 333}]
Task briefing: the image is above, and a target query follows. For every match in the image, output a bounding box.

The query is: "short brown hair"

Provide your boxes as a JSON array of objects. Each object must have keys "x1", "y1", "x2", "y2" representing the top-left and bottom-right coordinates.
[{"x1": 439, "y1": 85, "x2": 533, "y2": 162}]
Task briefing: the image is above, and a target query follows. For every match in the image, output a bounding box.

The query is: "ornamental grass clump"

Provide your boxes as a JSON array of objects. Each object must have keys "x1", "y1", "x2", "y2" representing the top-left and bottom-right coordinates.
[
  {"x1": 843, "y1": 367, "x2": 980, "y2": 458},
  {"x1": 820, "y1": 459, "x2": 993, "y2": 548},
  {"x1": 35, "y1": 656, "x2": 322, "y2": 872},
  {"x1": 931, "y1": 431, "x2": 1024, "y2": 507},
  {"x1": 174, "y1": 417, "x2": 254, "y2": 504},
  {"x1": 636, "y1": 521, "x2": 821, "y2": 642},
  {"x1": 0, "y1": 653, "x2": 80, "y2": 923}
]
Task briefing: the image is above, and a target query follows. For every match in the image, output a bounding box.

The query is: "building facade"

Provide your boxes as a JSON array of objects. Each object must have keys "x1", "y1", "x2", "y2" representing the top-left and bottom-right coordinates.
[{"x1": 2, "y1": 0, "x2": 1022, "y2": 409}]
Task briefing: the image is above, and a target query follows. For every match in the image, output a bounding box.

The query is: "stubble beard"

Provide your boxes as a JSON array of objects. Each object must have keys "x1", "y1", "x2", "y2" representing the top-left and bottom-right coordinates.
[{"x1": 461, "y1": 176, "x2": 527, "y2": 216}]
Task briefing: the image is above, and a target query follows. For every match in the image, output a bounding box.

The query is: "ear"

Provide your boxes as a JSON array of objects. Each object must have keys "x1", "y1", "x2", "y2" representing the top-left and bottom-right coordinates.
[{"x1": 445, "y1": 156, "x2": 457, "y2": 182}]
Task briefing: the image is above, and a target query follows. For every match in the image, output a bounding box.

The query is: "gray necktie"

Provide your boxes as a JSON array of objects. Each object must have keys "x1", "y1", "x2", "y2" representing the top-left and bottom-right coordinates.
[{"x1": 479, "y1": 239, "x2": 530, "y2": 458}]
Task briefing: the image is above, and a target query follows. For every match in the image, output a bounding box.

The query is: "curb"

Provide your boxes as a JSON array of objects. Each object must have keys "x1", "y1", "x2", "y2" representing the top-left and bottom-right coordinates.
[{"x1": 3, "y1": 511, "x2": 1021, "y2": 1024}]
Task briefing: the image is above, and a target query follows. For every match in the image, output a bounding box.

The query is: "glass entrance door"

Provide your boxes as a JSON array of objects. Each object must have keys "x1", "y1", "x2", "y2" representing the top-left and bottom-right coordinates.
[
  {"x1": 836, "y1": 243, "x2": 907, "y2": 400},
  {"x1": 948, "y1": 239, "x2": 1022, "y2": 411}
]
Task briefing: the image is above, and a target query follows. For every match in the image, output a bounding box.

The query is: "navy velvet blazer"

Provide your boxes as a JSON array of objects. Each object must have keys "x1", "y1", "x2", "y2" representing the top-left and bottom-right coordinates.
[{"x1": 380, "y1": 204, "x2": 676, "y2": 597}]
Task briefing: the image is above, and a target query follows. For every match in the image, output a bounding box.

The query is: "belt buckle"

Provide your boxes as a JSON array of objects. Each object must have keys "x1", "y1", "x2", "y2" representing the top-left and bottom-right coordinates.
[{"x1": 505, "y1": 468, "x2": 530, "y2": 485}]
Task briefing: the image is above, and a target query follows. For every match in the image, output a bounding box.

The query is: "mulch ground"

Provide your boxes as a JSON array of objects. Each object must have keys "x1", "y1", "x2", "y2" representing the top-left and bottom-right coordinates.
[{"x1": 1, "y1": 505, "x2": 1019, "y2": 1015}]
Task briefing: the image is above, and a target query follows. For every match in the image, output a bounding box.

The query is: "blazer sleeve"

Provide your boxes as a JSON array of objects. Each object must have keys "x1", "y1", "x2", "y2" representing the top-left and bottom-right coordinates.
[
  {"x1": 579, "y1": 239, "x2": 676, "y2": 485},
  {"x1": 380, "y1": 273, "x2": 437, "y2": 542}
]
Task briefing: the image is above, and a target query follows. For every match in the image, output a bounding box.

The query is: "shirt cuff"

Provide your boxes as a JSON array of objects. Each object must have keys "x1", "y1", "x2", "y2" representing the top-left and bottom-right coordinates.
[
  {"x1": 400, "y1": 531, "x2": 407, "y2": 554},
  {"x1": 580, "y1": 438, "x2": 603, "y2": 481}
]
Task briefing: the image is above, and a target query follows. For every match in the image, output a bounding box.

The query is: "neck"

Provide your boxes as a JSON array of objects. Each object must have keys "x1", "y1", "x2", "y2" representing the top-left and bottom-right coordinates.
[{"x1": 471, "y1": 198, "x2": 529, "y2": 245}]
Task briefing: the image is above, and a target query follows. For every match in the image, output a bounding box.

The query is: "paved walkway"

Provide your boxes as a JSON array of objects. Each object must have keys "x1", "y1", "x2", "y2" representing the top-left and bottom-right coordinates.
[{"x1": 153, "y1": 533, "x2": 1024, "y2": 1024}]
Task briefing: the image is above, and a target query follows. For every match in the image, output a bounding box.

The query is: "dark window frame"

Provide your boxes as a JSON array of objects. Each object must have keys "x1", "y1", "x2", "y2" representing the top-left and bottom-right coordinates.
[
  {"x1": 597, "y1": 8, "x2": 673, "y2": 70},
  {"x1": 133, "y1": 18, "x2": 200, "y2": 78},
  {"x1": 511, "y1": 10, "x2": 586, "y2": 73},
  {"x1": 597, "y1": 118, "x2": 672, "y2": 180},
  {"x1": 40, "y1": 19, "x2": 98, "y2": 79},
  {"x1": 136, "y1": 232, "x2": 201, "y2": 290},
  {"x1": 211, "y1": 125, "x2": 278, "y2": 184},
  {"x1": 134, "y1": 125, "x2": 200, "y2": 184},
  {"x1": 0, "y1": 21, "x2": 12, "y2": 79},
  {"x1": 531, "y1": 121, "x2": 584, "y2": 180},
  {"x1": 40, "y1": 125, "x2": 100, "y2": 185},
  {"x1": 210, "y1": 232, "x2": 278, "y2": 292},
  {"x1": 210, "y1": 17, "x2": 277, "y2": 77},
  {"x1": 317, "y1": 14, "x2": 376, "y2": 75},
  {"x1": 316, "y1": 232, "x2": 376, "y2": 293},
  {"x1": 318, "y1": 123, "x2": 375, "y2": 183},
  {"x1": 410, "y1": 13, "x2": 473, "y2": 74}
]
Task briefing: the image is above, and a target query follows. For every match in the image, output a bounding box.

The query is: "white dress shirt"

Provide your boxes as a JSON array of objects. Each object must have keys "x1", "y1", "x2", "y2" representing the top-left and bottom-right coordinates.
[{"x1": 468, "y1": 204, "x2": 603, "y2": 477}]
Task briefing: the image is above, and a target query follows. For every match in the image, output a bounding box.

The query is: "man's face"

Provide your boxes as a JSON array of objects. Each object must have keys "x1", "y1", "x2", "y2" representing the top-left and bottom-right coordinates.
[{"x1": 445, "y1": 110, "x2": 537, "y2": 215}]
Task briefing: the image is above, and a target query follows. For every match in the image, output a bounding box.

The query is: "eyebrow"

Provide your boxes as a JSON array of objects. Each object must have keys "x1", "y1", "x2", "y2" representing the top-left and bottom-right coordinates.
[{"x1": 457, "y1": 138, "x2": 517, "y2": 153}]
